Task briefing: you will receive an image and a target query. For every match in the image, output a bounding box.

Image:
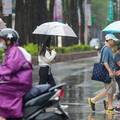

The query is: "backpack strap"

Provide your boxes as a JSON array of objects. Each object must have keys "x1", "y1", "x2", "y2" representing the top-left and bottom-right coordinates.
[{"x1": 100, "y1": 45, "x2": 108, "y2": 63}]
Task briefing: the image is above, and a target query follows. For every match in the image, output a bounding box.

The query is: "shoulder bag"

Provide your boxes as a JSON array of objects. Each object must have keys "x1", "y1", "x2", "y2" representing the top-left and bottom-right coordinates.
[{"x1": 91, "y1": 46, "x2": 111, "y2": 83}]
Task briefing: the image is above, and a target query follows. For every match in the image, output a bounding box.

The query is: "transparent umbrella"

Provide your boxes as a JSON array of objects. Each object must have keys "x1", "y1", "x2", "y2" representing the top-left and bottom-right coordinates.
[
  {"x1": 0, "y1": 18, "x2": 6, "y2": 30},
  {"x1": 33, "y1": 21, "x2": 77, "y2": 37}
]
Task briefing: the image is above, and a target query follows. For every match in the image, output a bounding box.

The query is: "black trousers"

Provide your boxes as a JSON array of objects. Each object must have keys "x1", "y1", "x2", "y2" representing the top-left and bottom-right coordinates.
[
  {"x1": 115, "y1": 75, "x2": 120, "y2": 91},
  {"x1": 39, "y1": 66, "x2": 56, "y2": 87},
  {"x1": 115, "y1": 75, "x2": 120, "y2": 99}
]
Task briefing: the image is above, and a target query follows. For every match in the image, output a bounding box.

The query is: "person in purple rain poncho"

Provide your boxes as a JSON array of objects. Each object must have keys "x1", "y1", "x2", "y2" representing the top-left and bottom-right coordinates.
[{"x1": 0, "y1": 28, "x2": 32, "y2": 120}]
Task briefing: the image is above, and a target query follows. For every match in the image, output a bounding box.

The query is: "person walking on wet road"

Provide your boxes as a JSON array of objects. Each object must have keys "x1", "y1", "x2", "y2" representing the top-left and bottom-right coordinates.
[
  {"x1": 88, "y1": 33, "x2": 118, "y2": 113},
  {"x1": 38, "y1": 36, "x2": 56, "y2": 86}
]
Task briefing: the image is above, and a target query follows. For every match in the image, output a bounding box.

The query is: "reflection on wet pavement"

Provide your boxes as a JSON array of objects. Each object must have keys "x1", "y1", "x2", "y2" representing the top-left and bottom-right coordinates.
[
  {"x1": 87, "y1": 112, "x2": 120, "y2": 120},
  {"x1": 33, "y1": 56, "x2": 120, "y2": 120}
]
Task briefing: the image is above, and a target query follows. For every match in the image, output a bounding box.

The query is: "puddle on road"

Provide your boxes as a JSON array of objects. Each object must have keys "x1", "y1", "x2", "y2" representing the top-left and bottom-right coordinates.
[{"x1": 63, "y1": 75, "x2": 84, "y2": 84}]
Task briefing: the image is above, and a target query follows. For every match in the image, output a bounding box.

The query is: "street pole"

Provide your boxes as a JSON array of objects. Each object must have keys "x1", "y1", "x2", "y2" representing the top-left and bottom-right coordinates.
[
  {"x1": 85, "y1": 0, "x2": 88, "y2": 44},
  {"x1": 118, "y1": 0, "x2": 120, "y2": 20},
  {"x1": 0, "y1": 0, "x2": 2, "y2": 18}
]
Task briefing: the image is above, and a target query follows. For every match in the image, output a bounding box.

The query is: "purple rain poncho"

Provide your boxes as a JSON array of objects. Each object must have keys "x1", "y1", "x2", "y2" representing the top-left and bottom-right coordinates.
[{"x1": 0, "y1": 44, "x2": 32, "y2": 118}]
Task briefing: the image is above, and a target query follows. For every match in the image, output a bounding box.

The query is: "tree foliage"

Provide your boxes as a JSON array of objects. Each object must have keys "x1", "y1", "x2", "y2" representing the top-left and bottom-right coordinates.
[
  {"x1": 78, "y1": 0, "x2": 84, "y2": 44},
  {"x1": 62, "y1": 0, "x2": 79, "y2": 46},
  {"x1": 91, "y1": 0, "x2": 108, "y2": 29},
  {"x1": 14, "y1": 0, "x2": 84, "y2": 46},
  {"x1": 15, "y1": 0, "x2": 55, "y2": 45},
  {"x1": 1, "y1": 0, "x2": 109, "y2": 46},
  {"x1": 62, "y1": 0, "x2": 85, "y2": 45}
]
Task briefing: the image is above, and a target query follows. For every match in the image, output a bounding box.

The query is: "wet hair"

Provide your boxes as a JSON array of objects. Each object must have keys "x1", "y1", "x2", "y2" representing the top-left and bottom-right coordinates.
[{"x1": 39, "y1": 36, "x2": 51, "y2": 56}]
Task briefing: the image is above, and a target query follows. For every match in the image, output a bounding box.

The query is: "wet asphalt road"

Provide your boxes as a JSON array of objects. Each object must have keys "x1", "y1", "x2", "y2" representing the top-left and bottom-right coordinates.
[{"x1": 33, "y1": 56, "x2": 120, "y2": 120}]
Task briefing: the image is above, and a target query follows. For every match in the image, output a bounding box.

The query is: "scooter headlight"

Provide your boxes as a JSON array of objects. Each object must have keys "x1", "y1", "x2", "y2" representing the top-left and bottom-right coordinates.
[{"x1": 95, "y1": 45, "x2": 99, "y2": 49}]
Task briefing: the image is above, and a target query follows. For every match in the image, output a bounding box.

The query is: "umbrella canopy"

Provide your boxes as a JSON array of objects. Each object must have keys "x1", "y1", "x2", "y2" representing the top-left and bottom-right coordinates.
[
  {"x1": 0, "y1": 18, "x2": 6, "y2": 30},
  {"x1": 33, "y1": 22, "x2": 77, "y2": 37},
  {"x1": 102, "y1": 21, "x2": 120, "y2": 33}
]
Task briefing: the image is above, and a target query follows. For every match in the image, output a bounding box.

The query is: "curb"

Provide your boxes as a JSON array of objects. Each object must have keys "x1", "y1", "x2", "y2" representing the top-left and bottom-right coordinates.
[
  {"x1": 32, "y1": 51, "x2": 98, "y2": 65},
  {"x1": 0, "y1": 51, "x2": 98, "y2": 65}
]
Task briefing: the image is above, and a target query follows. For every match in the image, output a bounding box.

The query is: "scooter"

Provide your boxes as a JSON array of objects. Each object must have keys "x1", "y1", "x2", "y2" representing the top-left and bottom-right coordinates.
[{"x1": 22, "y1": 83, "x2": 69, "y2": 120}]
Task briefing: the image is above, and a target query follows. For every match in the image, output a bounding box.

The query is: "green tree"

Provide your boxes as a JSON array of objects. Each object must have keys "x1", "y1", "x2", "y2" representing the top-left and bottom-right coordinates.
[
  {"x1": 15, "y1": 0, "x2": 25, "y2": 45},
  {"x1": 69, "y1": 0, "x2": 78, "y2": 45},
  {"x1": 62, "y1": 0, "x2": 78, "y2": 46},
  {"x1": 78, "y1": 0, "x2": 85, "y2": 44},
  {"x1": 91, "y1": 0, "x2": 108, "y2": 29},
  {"x1": 62, "y1": 0, "x2": 70, "y2": 24},
  {"x1": 15, "y1": 0, "x2": 55, "y2": 45}
]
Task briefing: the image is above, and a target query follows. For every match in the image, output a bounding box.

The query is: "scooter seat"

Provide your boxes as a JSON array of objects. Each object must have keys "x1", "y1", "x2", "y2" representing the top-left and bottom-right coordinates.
[{"x1": 23, "y1": 84, "x2": 51, "y2": 103}]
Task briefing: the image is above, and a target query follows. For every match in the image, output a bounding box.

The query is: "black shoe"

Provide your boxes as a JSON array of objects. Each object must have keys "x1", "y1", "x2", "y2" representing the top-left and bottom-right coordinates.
[
  {"x1": 88, "y1": 98, "x2": 95, "y2": 111},
  {"x1": 103, "y1": 100, "x2": 107, "y2": 110},
  {"x1": 115, "y1": 93, "x2": 120, "y2": 100},
  {"x1": 114, "y1": 107, "x2": 120, "y2": 113}
]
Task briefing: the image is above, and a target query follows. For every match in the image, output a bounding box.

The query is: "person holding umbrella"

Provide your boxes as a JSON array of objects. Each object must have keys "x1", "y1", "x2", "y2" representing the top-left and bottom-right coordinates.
[
  {"x1": 38, "y1": 36, "x2": 56, "y2": 86},
  {"x1": 33, "y1": 22, "x2": 77, "y2": 86}
]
